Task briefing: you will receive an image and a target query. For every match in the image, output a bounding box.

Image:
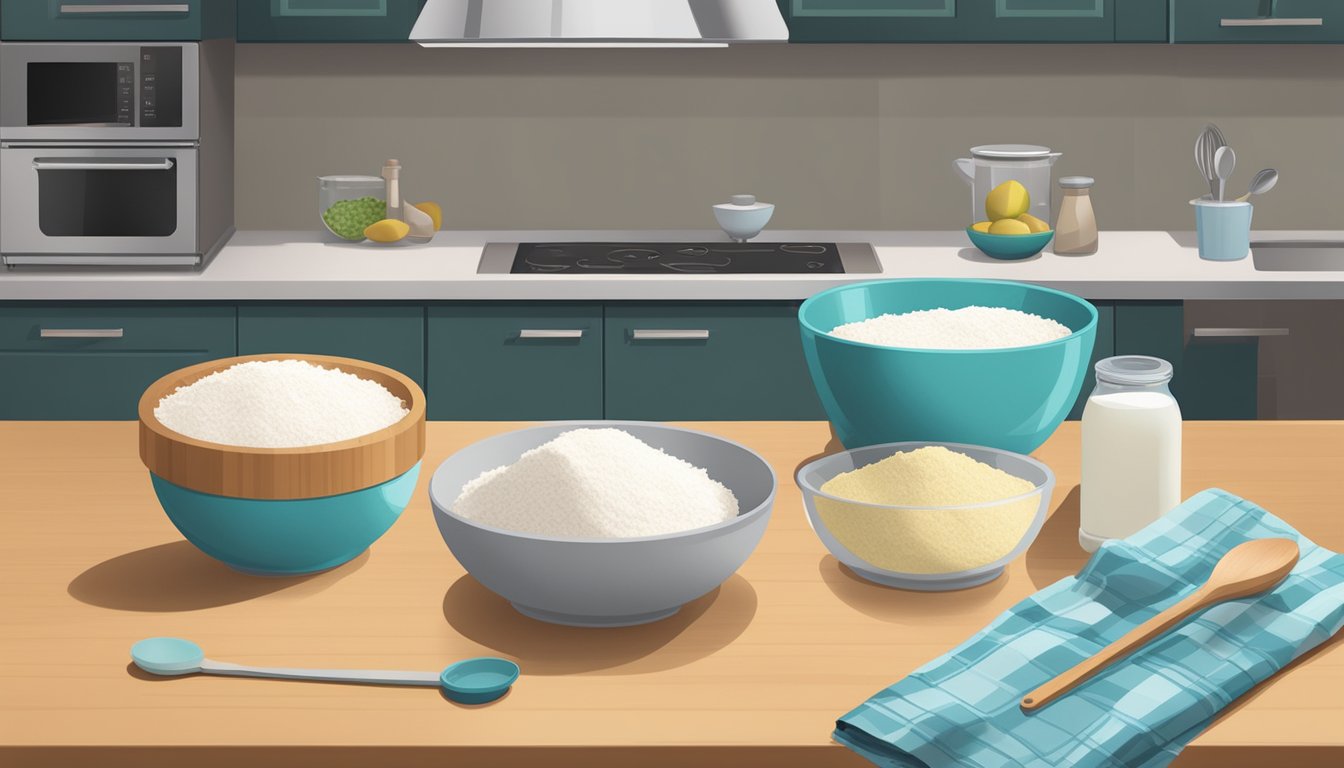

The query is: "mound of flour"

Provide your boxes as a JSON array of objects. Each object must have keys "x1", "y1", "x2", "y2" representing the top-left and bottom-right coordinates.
[
  {"x1": 452, "y1": 428, "x2": 740, "y2": 539},
  {"x1": 830, "y1": 306, "x2": 1071, "y2": 349}
]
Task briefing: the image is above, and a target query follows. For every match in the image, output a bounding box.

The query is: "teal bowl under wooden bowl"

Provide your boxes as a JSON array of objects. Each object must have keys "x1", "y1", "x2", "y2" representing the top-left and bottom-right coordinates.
[{"x1": 966, "y1": 227, "x2": 1054, "y2": 260}]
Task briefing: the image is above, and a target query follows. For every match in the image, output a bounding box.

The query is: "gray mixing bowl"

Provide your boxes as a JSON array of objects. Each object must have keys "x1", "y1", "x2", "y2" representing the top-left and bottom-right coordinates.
[{"x1": 428, "y1": 421, "x2": 776, "y2": 627}]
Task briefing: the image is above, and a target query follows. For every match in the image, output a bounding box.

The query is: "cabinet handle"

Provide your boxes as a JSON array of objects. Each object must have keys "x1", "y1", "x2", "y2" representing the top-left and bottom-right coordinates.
[
  {"x1": 631, "y1": 329, "x2": 711, "y2": 341},
  {"x1": 518, "y1": 329, "x2": 583, "y2": 339},
  {"x1": 59, "y1": 3, "x2": 191, "y2": 13},
  {"x1": 33, "y1": 159, "x2": 175, "y2": 171},
  {"x1": 1191, "y1": 327, "x2": 1289, "y2": 338},
  {"x1": 40, "y1": 328, "x2": 124, "y2": 339},
  {"x1": 1221, "y1": 17, "x2": 1323, "y2": 27}
]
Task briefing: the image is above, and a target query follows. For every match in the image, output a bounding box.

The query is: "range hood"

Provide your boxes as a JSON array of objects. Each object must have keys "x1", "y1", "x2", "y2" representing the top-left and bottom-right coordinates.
[{"x1": 411, "y1": 0, "x2": 789, "y2": 47}]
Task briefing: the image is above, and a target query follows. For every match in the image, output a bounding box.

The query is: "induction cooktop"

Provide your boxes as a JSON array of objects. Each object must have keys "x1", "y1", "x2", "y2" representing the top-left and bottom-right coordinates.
[{"x1": 477, "y1": 242, "x2": 881, "y2": 274}]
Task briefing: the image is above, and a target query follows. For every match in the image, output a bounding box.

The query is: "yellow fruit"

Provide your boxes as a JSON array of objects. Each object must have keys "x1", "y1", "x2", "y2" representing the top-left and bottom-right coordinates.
[
  {"x1": 971, "y1": 221, "x2": 994, "y2": 234},
  {"x1": 1017, "y1": 213, "x2": 1051, "y2": 233},
  {"x1": 989, "y1": 218, "x2": 1032, "y2": 236},
  {"x1": 985, "y1": 180, "x2": 1030, "y2": 221},
  {"x1": 412, "y1": 201, "x2": 442, "y2": 231},
  {"x1": 364, "y1": 218, "x2": 410, "y2": 243}
]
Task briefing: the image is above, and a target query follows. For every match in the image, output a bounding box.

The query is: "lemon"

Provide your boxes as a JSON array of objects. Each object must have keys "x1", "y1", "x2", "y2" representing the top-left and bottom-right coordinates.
[
  {"x1": 1016, "y1": 213, "x2": 1051, "y2": 233},
  {"x1": 989, "y1": 218, "x2": 1032, "y2": 236},
  {"x1": 412, "y1": 201, "x2": 442, "y2": 231},
  {"x1": 985, "y1": 180, "x2": 1030, "y2": 221},
  {"x1": 971, "y1": 221, "x2": 994, "y2": 234},
  {"x1": 364, "y1": 218, "x2": 410, "y2": 243}
]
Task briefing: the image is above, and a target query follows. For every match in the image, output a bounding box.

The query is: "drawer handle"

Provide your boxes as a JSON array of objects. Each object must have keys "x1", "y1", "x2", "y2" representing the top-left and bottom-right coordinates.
[
  {"x1": 40, "y1": 328, "x2": 125, "y2": 339},
  {"x1": 518, "y1": 329, "x2": 584, "y2": 339},
  {"x1": 33, "y1": 159, "x2": 175, "y2": 171},
  {"x1": 59, "y1": 3, "x2": 191, "y2": 13},
  {"x1": 631, "y1": 329, "x2": 710, "y2": 341},
  {"x1": 1220, "y1": 17, "x2": 1323, "y2": 27},
  {"x1": 1191, "y1": 327, "x2": 1289, "y2": 338}
]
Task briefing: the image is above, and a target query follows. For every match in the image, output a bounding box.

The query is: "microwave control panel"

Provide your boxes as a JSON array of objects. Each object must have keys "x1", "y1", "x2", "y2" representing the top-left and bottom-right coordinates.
[{"x1": 138, "y1": 47, "x2": 182, "y2": 129}]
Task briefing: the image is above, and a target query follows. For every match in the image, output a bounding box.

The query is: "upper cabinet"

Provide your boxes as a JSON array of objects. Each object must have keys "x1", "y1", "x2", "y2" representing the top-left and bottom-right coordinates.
[
  {"x1": 780, "y1": 0, "x2": 1166, "y2": 42},
  {"x1": 237, "y1": 0, "x2": 426, "y2": 42},
  {"x1": 1172, "y1": 0, "x2": 1344, "y2": 43},
  {"x1": 0, "y1": 0, "x2": 234, "y2": 41}
]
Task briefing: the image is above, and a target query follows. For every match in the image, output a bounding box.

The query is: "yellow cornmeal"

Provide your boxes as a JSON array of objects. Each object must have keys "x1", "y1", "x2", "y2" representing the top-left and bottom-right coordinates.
[{"x1": 817, "y1": 446, "x2": 1039, "y2": 574}]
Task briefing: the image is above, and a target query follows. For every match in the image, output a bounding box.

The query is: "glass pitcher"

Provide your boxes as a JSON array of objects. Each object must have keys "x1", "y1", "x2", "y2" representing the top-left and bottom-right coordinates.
[{"x1": 953, "y1": 144, "x2": 1061, "y2": 226}]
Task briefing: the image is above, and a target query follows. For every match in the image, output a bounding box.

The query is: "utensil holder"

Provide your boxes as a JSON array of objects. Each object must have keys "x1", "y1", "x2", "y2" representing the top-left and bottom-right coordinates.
[{"x1": 1191, "y1": 199, "x2": 1252, "y2": 262}]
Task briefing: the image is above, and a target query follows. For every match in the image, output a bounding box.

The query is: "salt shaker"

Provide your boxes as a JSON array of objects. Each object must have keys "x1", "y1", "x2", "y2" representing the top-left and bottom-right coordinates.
[
  {"x1": 1079, "y1": 356, "x2": 1182, "y2": 552},
  {"x1": 1054, "y1": 176, "x2": 1098, "y2": 255}
]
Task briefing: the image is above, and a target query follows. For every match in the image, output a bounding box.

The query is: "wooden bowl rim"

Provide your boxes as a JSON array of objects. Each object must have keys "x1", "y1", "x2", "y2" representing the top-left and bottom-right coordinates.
[{"x1": 138, "y1": 353, "x2": 426, "y2": 457}]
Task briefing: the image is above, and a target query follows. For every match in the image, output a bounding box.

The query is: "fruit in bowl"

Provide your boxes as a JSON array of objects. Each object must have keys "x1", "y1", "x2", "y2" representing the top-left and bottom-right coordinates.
[{"x1": 969, "y1": 181, "x2": 1054, "y2": 259}]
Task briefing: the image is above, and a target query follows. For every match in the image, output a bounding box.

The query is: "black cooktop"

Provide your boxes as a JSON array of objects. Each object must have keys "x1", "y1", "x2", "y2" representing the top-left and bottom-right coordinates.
[{"x1": 508, "y1": 242, "x2": 847, "y2": 274}]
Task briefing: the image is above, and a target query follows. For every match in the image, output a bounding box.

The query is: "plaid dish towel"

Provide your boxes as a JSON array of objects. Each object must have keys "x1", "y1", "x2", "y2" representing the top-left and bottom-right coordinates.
[{"x1": 834, "y1": 488, "x2": 1344, "y2": 768}]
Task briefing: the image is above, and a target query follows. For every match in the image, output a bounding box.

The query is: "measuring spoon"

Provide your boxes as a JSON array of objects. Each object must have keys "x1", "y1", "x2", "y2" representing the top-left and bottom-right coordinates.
[{"x1": 131, "y1": 637, "x2": 519, "y2": 704}]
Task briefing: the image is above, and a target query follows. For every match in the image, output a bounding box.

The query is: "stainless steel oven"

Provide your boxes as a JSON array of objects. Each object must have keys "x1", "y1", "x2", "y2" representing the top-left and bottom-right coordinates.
[{"x1": 0, "y1": 41, "x2": 232, "y2": 268}]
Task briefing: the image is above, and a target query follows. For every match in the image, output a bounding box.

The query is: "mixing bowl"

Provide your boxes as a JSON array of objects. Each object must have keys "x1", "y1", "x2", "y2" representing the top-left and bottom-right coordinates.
[
  {"x1": 798, "y1": 278, "x2": 1097, "y2": 453},
  {"x1": 139, "y1": 354, "x2": 426, "y2": 576},
  {"x1": 428, "y1": 421, "x2": 776, "y2": 627},
  {"x1": 797, "y1": 441, "x2": 1054, "y2": 590},
  {"x1": 966, "y1": 227, "x2": 1055, "y2": 260}
]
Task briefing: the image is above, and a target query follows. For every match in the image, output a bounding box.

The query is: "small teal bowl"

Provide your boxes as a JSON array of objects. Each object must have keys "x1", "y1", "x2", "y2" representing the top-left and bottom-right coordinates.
[
  {"x1": 798, "y1": 278, "x2": 1097, "y2": 454},
  {"x1": 966, "y1": 227, "x2": 1055, "y2": 260},
  {"x1": 151, "y1": 463, "x2": 421, "y2": 576}
]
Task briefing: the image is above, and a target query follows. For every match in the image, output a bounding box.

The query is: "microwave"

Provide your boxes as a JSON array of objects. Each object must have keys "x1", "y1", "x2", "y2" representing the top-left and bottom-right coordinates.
[{"x1": 0, "y1": 41, "x2": 232, "y2": 268}]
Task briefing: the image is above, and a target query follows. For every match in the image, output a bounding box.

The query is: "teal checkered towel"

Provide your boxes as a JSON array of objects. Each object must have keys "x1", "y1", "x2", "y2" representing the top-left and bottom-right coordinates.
[{"x1": 835, "y1": 488, "x2": 1344, "y2": 768}]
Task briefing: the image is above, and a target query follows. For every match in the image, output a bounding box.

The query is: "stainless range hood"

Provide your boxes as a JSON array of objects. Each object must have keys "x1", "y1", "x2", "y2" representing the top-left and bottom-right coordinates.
[{"x1": 411, "y1": 0, "x2": 789, "y2": 47}]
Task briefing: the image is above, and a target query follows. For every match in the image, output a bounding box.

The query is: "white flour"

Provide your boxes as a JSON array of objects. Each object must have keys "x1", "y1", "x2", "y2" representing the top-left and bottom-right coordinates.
[
  {"x1": 154, "y1": 359, "x2": 409, "y2": 448},
  {"x1": 830, "y1": 306, "x2": 1071, "y2": 349},
  {"x1": 452, "y1": 428, "x2": 740, "y2": 539}
]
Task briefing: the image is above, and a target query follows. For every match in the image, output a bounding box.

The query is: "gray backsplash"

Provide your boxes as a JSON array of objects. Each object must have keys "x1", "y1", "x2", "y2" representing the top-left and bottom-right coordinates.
[{"x1": 236, "y1": 43, "x2": 1343, "y2": 232}]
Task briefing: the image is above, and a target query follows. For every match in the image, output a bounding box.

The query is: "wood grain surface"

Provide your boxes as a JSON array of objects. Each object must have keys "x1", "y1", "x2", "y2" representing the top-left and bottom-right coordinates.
[
  {"x1": 2, "y1": 420, "x2": 1342, "y2": 767},
  {"x1": 138, "y1": 354, "x2": 426, "y2": 499}
]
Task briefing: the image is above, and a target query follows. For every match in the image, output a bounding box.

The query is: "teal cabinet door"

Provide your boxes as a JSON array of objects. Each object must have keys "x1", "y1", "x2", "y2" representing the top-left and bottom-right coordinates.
[
  {"x1": 0, "y1": 304, "x2": 236, "y2": 420},
  {"x1": 237, "y1": 304, "x2": 425, "y2": 386},
  {"x1": 604, "y1": 303, "x2": 826, "y2": 421},
  {"x1": 1, "y1": 1, "x2": 234, "y2": 41},
  {"x1": 1113, "y1": 301, "x2": 1257, "y2": 420},
  {"x1": 1116, "y1": 0, "x2": 1167, "y2": 41},
  {"x1": 427, "y1": 303, "x2": 603, "y2": 421},
  {"x1": 783, "y1": 0, "x2": 1117, "y2": 42},
  {"x1": 1174, "y1": 0, "x2": 1344, "y2": 43},
  {"x1": 237, "y1": 0, "x2": 425, "y2": 42},
  {"x1": 1066, "y1": 300, "x2": 1114, "y2": 420}
]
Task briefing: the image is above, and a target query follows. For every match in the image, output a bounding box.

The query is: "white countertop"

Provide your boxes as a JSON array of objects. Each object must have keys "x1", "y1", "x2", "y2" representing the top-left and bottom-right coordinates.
[{"x1": 1, "y1": 230, "x2": 1341, "y2": 301}]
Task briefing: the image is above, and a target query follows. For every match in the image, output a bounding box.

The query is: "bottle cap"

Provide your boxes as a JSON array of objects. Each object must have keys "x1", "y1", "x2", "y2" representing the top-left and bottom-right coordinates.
[
  {"x1": 1095, "y1": 355, "x2": 1173, "y2": 386},
  {"x1": 1060, "y1": 176, "x2": 1095, "y2": 189}
]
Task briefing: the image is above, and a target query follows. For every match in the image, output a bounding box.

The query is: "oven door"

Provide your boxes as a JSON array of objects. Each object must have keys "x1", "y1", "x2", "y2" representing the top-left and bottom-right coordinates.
[{"x1": 0, "y1": 144, "x2": 198, "y2": 263}]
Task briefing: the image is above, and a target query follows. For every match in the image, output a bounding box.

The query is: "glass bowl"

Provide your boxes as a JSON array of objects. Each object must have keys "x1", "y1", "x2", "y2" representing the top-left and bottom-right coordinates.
[{"x1": 318, "y1": 175, "x2": 385, "y2": 241}]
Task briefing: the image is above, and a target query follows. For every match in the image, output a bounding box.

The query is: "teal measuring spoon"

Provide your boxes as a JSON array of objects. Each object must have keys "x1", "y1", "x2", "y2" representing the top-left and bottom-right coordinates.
[{"x1": 131, "y1": 637, "x2": 519, "y2": 705}]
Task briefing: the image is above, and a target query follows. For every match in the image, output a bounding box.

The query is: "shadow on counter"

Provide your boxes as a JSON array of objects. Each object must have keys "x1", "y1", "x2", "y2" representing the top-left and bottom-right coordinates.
[
  {"x1": 68, "y1": 540, "x2": 367, "y2": 612},
  {"x1": 1024, "y1": 484, "x2": 1090, "y2": 589},
  {"x1": 441, "y1": 573, "x2": 757, "y2": 676}
]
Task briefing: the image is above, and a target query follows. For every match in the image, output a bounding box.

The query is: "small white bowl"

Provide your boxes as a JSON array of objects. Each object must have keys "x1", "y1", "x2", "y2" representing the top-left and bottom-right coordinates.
[{"x1": 713, "y1": 194, "x2": 774, "y2": 241}]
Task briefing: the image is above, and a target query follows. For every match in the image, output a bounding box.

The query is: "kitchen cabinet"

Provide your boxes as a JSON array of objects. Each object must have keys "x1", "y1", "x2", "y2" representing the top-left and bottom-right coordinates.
[
  {"x1": 427, "y1": 303, "x2": 604, "y2": 421},
  {"x1": 780, "y1": 0, "x2": 1133, "y2": 43},
  {"x1": 0, "y1": 304, "x2": 235, "y2": 420},
  {"x1": 237, "y1": 303, "x2": 425, "y2": 387},
  {"x1": 236, "y1": 0, "x2": 426, "y2": 42},
  {"x1": 1173, "y1": 0, "x2": 1344, "y2": 43},
  {"x1": 0, "y1": 0, "x2": 234, "y2": 41},
  {"x1": 604, "y1": 303, "x2": 826, "y2": 421}
]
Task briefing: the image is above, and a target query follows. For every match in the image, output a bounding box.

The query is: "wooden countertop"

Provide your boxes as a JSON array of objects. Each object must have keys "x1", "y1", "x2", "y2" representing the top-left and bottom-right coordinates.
[{"x1": 2, "y1": 421, "x2": 1342, "y2": 768}]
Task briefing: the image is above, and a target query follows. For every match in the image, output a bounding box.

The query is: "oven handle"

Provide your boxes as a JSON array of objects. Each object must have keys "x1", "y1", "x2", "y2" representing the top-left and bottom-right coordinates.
[
  {"x1": 59, "y1": 4, "x2": 191, "y2": 14},
  {"x1": 32, "y1": 159, "x2": 176, "y2": 171}
]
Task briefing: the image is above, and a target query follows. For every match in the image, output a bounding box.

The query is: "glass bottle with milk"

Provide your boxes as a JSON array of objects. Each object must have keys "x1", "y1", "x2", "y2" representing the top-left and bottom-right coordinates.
[{"x1": 1080, "y1": 356, "x2": 1182, "y2": 552}]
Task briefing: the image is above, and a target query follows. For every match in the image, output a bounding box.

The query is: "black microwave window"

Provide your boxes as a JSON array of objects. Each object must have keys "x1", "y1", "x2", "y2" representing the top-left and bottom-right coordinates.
[
  {"x1": 37, "y1": 165, "x2": 178, "y2": 238},
  {"x1": 27, "y1": 63, "x2": 126, "y2": 126}
]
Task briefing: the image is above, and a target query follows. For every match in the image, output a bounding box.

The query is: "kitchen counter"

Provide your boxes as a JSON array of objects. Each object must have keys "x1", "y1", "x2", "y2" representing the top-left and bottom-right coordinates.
[
  {"x1": 1, "y1": 230, "x2": 1342, "y2": 301},
  {"x1": 1, "y1": 420, "x2": 1342, "y2": 768}
]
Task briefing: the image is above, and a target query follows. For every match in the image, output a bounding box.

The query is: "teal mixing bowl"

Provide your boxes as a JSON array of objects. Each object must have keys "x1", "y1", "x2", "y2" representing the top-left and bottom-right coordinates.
[
  {"x1": 151, "y1": 463, "x2": 421, "y2": 576},
  {"x1": 798, "y1": 279, "x2": 1097, "y2": 453}
]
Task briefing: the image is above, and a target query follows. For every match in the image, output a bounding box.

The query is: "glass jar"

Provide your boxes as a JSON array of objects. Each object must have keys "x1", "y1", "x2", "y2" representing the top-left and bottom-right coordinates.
[
  {"x1": 1054, "y1": 176, "x2": 1098, "y2": 255},
  {"x1": 317, "y1": 175, "x2": 385, "y2": 241},
  {"x1": 1080, "y1": 356, "x2": 1182, "y2": 552},
  {"x1": 953, "y1": 144, "x2": 1061, "y2": 227}
]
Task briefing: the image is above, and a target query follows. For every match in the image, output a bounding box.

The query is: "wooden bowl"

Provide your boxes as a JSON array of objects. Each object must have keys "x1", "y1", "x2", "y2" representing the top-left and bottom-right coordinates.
[{"x1": 139, "y1": 354, "x2": 426, "y2": 501}]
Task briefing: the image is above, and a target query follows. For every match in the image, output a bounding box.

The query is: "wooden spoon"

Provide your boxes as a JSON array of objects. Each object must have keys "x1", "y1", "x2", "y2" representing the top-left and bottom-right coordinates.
[{"x1": 1021, "y1": 537, "x2": 1299, "y2": 712}]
